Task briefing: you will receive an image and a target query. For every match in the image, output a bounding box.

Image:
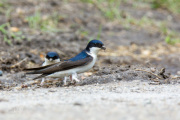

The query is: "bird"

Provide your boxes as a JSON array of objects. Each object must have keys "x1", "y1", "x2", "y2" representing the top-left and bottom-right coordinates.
[
  {"x1": 24, "y1": 40, "x2": 106, "y2": 83},
  {"x1": 41, "y1": 52, "x2": 61, "y2": 85},
  {"x1": 42, "y1": 52, "x2": 60, "y2": 66}
]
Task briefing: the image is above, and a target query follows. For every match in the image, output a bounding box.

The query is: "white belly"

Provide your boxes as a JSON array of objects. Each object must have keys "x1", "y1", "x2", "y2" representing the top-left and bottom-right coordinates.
[{"x1": 48, "y1": 56, "x2": 97, "y2": 78}]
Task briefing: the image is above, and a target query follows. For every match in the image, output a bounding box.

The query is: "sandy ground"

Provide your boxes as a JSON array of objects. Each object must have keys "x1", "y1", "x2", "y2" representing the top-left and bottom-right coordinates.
[{"x1": 0, "y1": 81, "x2": 180, "y2": 120}]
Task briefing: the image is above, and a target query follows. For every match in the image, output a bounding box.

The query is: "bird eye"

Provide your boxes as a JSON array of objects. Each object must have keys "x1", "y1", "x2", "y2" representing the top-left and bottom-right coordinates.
[
  {"x1": 46, "y1": 55, "x2": 50, "y2": 59},
  {"x1": 97, "y1": 43, "x2": 102, "y2": 47},
  {"x1": 53, "y1": 56, "x2": 57, "y2": 59}
]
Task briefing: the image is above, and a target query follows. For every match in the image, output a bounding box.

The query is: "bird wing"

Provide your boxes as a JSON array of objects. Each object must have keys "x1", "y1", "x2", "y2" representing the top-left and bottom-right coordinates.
[
  {"x1": 25, "y1": 55, "x2": 93, "y2": 79},
  {"x1": 24, "y1": 62, "x2": 57, "y2": 71}
]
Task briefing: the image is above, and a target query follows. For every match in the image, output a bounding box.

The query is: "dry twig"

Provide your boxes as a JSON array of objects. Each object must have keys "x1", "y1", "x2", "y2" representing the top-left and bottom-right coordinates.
[
  {"x1": 10, "y1": 57, "x2": 28, "y2": 68},
  {"x1": 135, "y1": 69, "x2": 162, "y2": 79}
]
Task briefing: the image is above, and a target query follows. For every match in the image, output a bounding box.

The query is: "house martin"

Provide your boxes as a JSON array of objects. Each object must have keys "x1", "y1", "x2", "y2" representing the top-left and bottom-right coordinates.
[{"x1": 41, "y1": 52, "x2": 60, "y2": 85}]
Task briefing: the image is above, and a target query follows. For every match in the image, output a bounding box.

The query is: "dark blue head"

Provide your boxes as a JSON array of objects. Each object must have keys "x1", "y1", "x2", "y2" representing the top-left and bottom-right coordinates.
[
  {"x1": 46, "y1": 52, "x2": 60, "y2": 60},
  {"x1": 86, "y1": 40, "x2": 106, "y2": 52}
]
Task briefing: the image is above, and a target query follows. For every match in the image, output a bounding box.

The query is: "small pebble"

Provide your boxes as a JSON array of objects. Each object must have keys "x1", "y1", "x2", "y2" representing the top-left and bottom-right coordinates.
[
  {"x1": 73, "y1": 102, "x2": 83, "y2": 106},
  {"x1": 177, "y1": 71, "x2": 180, "y2": 75},
  {"x1": 0, "y1": 70, "x2": 3, "y2": 76},
  {"x1": 144, "y1": 99, "x2": 151, "y2": 105},
  {"x1": 150, "y1": 68, "x2": 156, "y2": 72},
  {"x1": 48, "y1": 89, "x2": 57, "y2": 92}
]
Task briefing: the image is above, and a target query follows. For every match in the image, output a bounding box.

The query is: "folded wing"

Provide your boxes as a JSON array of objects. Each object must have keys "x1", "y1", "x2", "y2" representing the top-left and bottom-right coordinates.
[{"x1": 24, "y1": 56, "x2": 93, "y2": 79}]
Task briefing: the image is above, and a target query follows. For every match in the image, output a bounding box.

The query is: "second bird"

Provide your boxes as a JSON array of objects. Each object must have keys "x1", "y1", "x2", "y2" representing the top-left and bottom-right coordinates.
[{"x1": 41, "y1": 52, "x2": 61, "y2": 85}]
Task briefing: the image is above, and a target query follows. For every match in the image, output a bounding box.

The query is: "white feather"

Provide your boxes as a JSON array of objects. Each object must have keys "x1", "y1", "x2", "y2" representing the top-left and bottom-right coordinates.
[{"x1": 42, "y1": 58, "x2": 60, "y2": 66}]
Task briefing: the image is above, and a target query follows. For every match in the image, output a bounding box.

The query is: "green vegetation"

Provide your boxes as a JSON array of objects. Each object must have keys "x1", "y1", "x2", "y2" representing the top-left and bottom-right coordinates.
[
  {"x1": 26, "y1": 11, "x2": 61, "y2": 32},
  {"x1": 80, "y1": 0, "x2": 122, "y2": 20},
  {"x1": 165, "y1": 36, "x2": 180, "y2": 45},
  {"x1": 97, "y1": 24, "x2": 102, "y2": 40},
  {"x1": 99, "y1": 0, "x2": 121, "y2": 20},
  {"x1": 159, "y1": 23, "x2": 180, "y2": 44},
  {"x1": 0, "y1": 0, "x2": 11, "y2": 16},
  {"x1": 0, "y1": 23, "x2": 25, "y2": 45},
  {"x1": 80, "y1": 0, "x2": 180, "y2": 44},
  {"x1": 80, "y1": 30, "x2": 89, "y2": 37},
  {"x1": 0, "y1": 0, "x2": 7, "y2": 7},
  {"x1": 151, "y1": 0, "x2": 180, "y2": 14},
  {"x1": 81, "y1": 0, "x2": 180, "y2": 19},
  {"x1": 1, "y1": 0, "x2": 179, "y2": 45},
  {"x1": 0, "y1": 0, "x2": 8, "y2": 9}
]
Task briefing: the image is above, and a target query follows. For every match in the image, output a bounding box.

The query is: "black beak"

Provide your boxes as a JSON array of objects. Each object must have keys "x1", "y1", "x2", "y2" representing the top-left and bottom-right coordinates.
[{"x1": 101, "y1": 45, "x2": 106, "y2": 50}]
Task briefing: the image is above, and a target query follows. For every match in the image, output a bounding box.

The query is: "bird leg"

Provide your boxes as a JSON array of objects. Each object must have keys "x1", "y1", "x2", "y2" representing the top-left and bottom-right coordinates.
[
  {"x1": 63, "y1": 76, "x2": 67, "y2": 85},
  {"x1": 72, "y1": 73, "x2": 80, "y2": 82},
  {"x1": 40, "y1": 78, "x2": 45, "y2": 86},
  {"x1": 70, "y1": 75, "x2": 72, "y2": 81}
]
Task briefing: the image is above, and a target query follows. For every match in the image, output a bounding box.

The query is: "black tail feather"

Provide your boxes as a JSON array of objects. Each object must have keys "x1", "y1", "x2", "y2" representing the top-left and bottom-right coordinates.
[
  {"x1": 26, "y1": 71, "x2": 40, "y2": 74},
  {"x1": 33, "y1": 74, "x2": 49, "y2": 80}
]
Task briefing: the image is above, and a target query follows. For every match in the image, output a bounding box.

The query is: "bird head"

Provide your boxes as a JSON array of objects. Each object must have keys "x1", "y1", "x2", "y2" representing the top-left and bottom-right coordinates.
[
  {"x1": 86, "y1": 40, "x2": 106, "y2": 55},
  {"x1": 45, "y1": 52, "x2": 60, "y2": 62}
]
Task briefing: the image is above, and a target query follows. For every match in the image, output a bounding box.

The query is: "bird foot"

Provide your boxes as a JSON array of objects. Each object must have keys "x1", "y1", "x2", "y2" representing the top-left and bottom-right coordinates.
[
  {"x1": 72, "y1": 73, "x2": 80, "y2": 82},
  {"x1": 73, "y1": 78, "x2": 80, "y2": 82}
]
